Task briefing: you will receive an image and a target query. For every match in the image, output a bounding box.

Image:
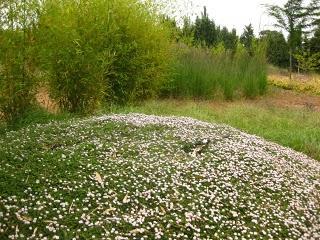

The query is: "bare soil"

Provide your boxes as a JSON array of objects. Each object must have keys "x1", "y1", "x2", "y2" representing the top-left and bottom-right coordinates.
[
  {"x1": 36, "y1": 87, "x2": 59, "y2": 113},
  {"x1": 205, "y1": 88, "x2": 320, "y2": 112},
  {"x1": 35, "y1": 86, "x2": 320, "y2": 114},
  {"x1": 259, "y1": 88, "x2": 320, "y2": 111}
]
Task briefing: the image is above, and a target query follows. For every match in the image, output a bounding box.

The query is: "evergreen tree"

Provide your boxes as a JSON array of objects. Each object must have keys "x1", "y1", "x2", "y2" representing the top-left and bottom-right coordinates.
[
  {"x1": 308, "y1": 0, "x2": 320, "y2": 31},
  {"x1": 226, "y1": 28, "x2": 238, "y2": 52},
  {"x1": 294, "y1": 51, "x2": 320, "y2": 72},
  {"x1": 309, "y1": 26, "x2": 320, "y2": 71},
  {"x1": 218, "y1": 27, "x2": 238, "y2": 52},
  {"x1": 310, "y1": 26, "x2": 320, "y2": 53},
  {"x1": 194, "y1": 6, "x2": 216, "y2": 47},
  {"x1": 240, "y1": 24, "x2": 255, "y2": 55},
  {"x1": 181, "y1": 16, "x2": 194, "y2": 45}
]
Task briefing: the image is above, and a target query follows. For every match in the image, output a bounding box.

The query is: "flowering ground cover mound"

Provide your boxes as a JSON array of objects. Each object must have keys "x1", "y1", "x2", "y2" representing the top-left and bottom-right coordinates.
[{"x1": 0, "y1": 114, "x2": 319, "y2": 240}]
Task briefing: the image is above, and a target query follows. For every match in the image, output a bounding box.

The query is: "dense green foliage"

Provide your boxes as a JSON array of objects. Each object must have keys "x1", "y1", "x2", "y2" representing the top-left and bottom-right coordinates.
[
  {"x1": 307, "y1": 26, "x2": 320, "y2": 71},
  {"x1": 0, "y1": 1, "x2": 38, "y2": 122},
  {"x1": 174, "y1": 1, "x2": 319, "y2": 72},
  {"x1": 217, "y1": 27, "x2": 238, "y2": 53},
  {"x1": 310, "y1": 26, "x2": 320, "y2": 53},
  {"x1": 38, "y1": 0, "x2": 114, "y2": 113},
  {"x1": 160, "y1": 7, "x2": 267, "y2": 101},
  {"x1": 260, "y1": 30, "x2": 290, "y2": 68},
  {"x1": 295, "y1": 51, "x2": 320, "y2": 72},
  {"x1": 194, "y1": 7, "x2": 217, "y2": 47},
  {"x1": 165, "y1": 43, "x2": 267, "y2": 100},
  {"x1": 102, "y1": 1, "x2": 172, "y2": 104},
  {"x1": 0, "y1": 0, "x2": 271, "y2": 123},
  {"x1": 38, "y1": 0, "x2": 172, "y2": 111}
]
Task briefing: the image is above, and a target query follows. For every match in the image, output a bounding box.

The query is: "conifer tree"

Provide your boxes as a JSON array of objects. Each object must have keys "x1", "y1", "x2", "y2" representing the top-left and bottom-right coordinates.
[{"x1": 240, "y1": 24, "x2": 255, "y2": 55}]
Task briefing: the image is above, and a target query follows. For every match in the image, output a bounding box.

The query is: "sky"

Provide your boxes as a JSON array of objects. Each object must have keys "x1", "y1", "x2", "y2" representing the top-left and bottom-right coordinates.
[{"x1": 173, "y1": 0, "x2": 288, "y2": 35}]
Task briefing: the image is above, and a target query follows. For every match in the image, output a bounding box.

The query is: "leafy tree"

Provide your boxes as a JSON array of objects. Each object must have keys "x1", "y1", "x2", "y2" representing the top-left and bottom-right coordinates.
[
  {"x1": 260, "y1": 30, "x2": 290, "y2": 68},
  {"x1": 265, "y1": 0, "x2": 309, "y2": 78},
  {"x1": 240, "y1": 24, "x2": 255, "y2": 55}
]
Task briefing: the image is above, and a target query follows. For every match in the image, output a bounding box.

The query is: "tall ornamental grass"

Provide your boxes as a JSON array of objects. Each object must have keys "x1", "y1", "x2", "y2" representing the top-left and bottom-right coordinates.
[
  {"x1": 38, "y1": 0, "x2": 173, "y2": 112},
  {"x1": 38, "y1": 0, "x2": 115, "y2": 113},
  {"x1": 167, "y1": 43, "x2": 267, "y2": 100},
  {"x1": 0, "y1": 1, "x2": 38, "y2": 122},
  {"x1": 106, "y1": 0, "x2": 173, "y2": 104}
]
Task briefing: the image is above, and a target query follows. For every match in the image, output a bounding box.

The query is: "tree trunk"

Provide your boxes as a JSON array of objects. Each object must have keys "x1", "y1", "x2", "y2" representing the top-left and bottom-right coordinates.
[{"x1": 289, "y1": 48, "x2": 293, "y2": 80}]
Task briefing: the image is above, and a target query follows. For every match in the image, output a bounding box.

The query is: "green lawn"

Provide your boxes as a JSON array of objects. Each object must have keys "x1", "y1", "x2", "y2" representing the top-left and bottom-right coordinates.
[{"x1": 110, "y1": 99, "x2": 320, "y2": 161}]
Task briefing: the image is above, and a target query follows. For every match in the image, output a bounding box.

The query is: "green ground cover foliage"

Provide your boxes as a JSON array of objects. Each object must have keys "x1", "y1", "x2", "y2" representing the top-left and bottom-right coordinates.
[{"x1": 0, "y1": 114, "x2": 319, "y2": 239}]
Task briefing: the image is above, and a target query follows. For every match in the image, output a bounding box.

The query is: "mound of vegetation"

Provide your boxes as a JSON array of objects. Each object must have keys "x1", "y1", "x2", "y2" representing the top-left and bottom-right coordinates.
[{"x1": 0, "y1": 114, "x2": 319, "y2": 239}]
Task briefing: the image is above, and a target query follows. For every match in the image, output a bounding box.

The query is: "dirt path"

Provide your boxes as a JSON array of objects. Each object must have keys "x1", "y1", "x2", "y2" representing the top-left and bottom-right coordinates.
[
  {"x1": 257, "y1": 88, "x2": 320, "y2": 111},
  {"x1": 206, "y1": 88, "x2": 320, "y2": 112},
  {"x1": 35, "y1": 86, "x2": 320, "y2": 113}
]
